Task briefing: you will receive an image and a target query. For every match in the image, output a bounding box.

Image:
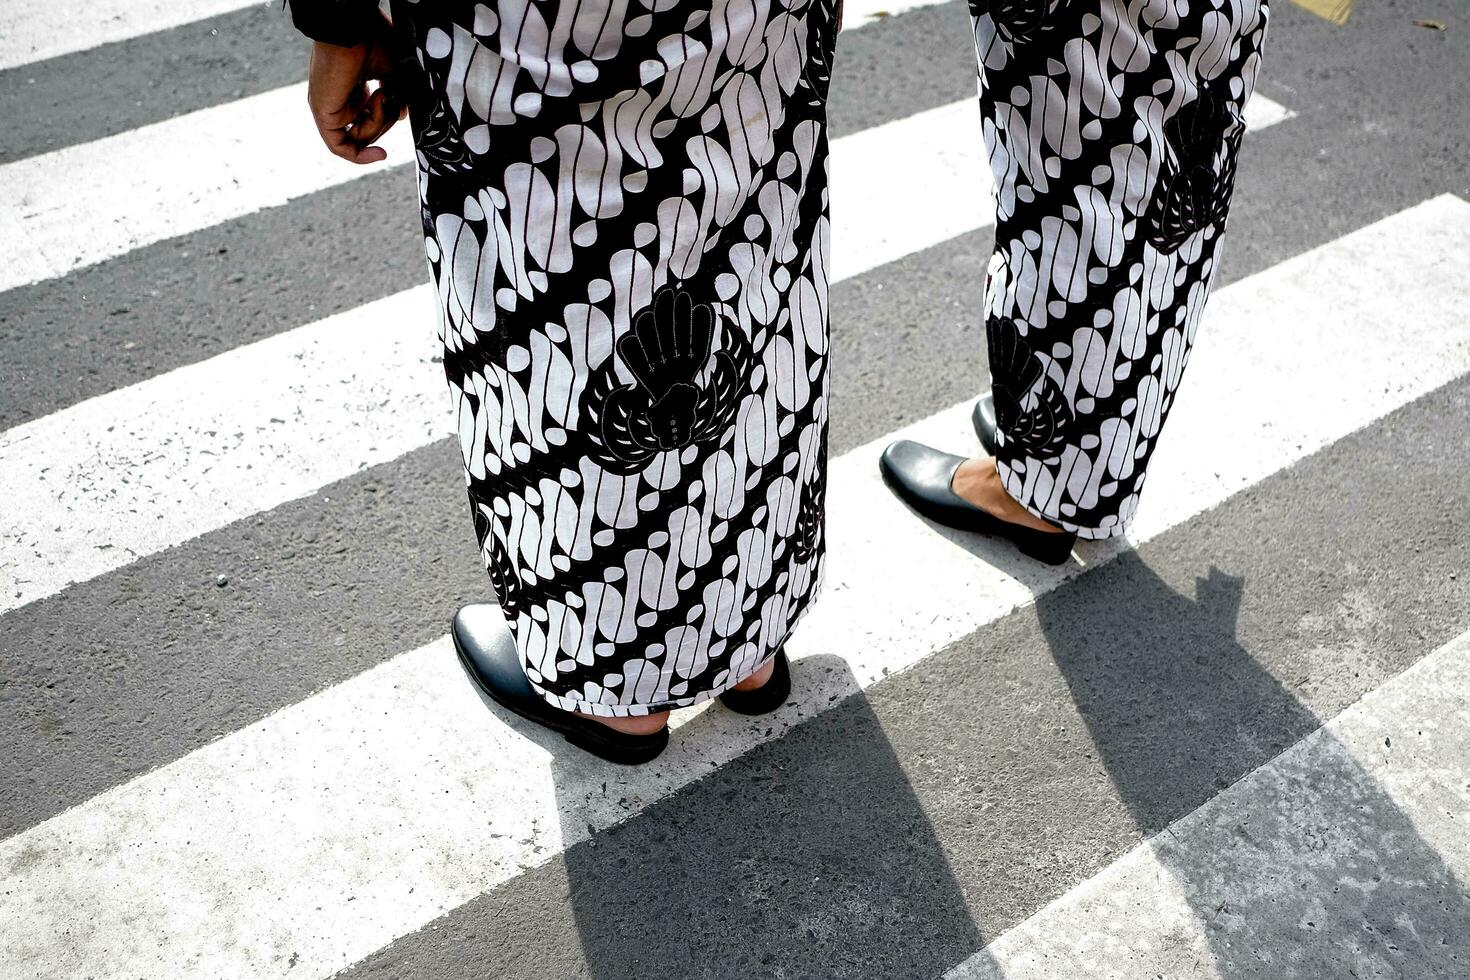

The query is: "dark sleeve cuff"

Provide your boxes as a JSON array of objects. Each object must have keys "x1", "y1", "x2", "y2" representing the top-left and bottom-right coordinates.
[{"x1": 284, "y1": 0, "x2": 385, "y2": 47}]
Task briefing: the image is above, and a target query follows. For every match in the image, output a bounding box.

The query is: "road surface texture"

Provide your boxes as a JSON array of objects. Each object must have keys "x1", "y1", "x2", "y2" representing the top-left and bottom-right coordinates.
[{"x1": 1, "y1": 0, "x2": 1467, "y2": 977}]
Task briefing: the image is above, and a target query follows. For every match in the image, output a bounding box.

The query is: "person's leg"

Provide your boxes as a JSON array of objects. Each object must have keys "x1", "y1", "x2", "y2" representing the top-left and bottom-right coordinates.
[
  {"x1": 951, "y1": 456, "x2": 1064, "y2": 532},
  {"x1": 591, "y1": 710, "x2": 671, "y2": 735},
  {"x1": 397, "y1": 0, "x2": 837, "y2": 751},
  {"x1": 731, "y1": 654, "x2": 779, "y2": 692},
  {"x1": 941, "y1": 0, "x2": 1270, "y2": 541}
]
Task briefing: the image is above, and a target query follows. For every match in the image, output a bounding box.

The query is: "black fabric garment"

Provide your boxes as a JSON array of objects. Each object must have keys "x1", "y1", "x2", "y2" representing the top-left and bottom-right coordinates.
[{"x1": 284, "y1": 0, "x2": 384, "y2": 47}]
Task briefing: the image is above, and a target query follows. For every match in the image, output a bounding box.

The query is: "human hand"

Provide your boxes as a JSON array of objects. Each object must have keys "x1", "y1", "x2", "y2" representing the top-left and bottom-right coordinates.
[{"x1": 305, "y1": 13, "x2": 406, "y2": 164}]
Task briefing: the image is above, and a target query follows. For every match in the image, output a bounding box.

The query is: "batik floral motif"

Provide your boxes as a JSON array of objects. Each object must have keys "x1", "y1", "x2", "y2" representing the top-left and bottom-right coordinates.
[
  {"x1": 986, "y1": 315, "x2": 1073, "y2": 462},
  {"x1": 580, "y1": 285, "x2": 753, "y2": 474},
  {"x1": 790, "y1": 469, "x2": 825, "y2": 564},
  {"x1": 1147, "y1": 82, "x2": 1245, "y2": 254},
  {"x1": 476, "y1": 504, "x2": 523, "y2": 619},
  {"x1": 406, "y1": 0, "x2": 834, "y2": 716}
]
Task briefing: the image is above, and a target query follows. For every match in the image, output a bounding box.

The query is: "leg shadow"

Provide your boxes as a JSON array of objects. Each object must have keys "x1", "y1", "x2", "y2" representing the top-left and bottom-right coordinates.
[
  {"x1": 544, "y1": 653, "x2": 989, "y2": 980},
  {"x1": 1029, "y1": 554, "x2": 1469, "y2": 977}
]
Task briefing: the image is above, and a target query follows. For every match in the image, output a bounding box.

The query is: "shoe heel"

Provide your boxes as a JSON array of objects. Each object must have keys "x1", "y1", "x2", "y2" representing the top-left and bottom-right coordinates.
[
  {"x1": 1016, "y1": 530, "x2": 1075, "y2": 566},
  {"x1": 718, "y1": 649, "x2": 791, "y2": 715},
  {"x1": 562, "y1": 727, "x2": 669, "y2": 766}
]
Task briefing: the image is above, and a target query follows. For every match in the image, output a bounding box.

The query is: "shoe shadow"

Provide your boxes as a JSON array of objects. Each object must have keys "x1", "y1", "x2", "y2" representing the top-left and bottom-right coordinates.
[{"x1": 974, "y1": 555, "x2": 1470, "y2": 978}]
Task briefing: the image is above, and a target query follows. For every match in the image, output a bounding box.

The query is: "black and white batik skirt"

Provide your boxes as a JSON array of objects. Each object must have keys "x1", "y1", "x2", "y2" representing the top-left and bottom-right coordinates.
[{"x1": 393, "y1": 0, "x2": 838, "y2": 716}]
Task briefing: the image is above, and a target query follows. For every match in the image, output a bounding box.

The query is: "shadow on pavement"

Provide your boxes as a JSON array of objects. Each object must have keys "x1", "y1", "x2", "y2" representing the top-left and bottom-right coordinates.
[
  {"x1": 1017, "y1": 555, "x2": 1470, "y2": 978},
  {"x1": 549, "y1": 653, "x2": 990, "y2": 980}
]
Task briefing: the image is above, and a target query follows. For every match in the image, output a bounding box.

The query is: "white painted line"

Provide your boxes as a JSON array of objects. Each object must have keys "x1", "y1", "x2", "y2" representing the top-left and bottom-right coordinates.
[
  {"x1": 0, "y1": 0, "x2": 270, "y2": 71},
  {"x1": 0, "y1": 82, "x2": 415, "y2": 293},
  {"x1": 946, "y1": 628, "x2": 1470, "y2": 980},
  {"x1": 0, "y1": 40, "x2": 1291, "y2": 295},
  {"x1": 2, "y1": 195, "x2": 1466, "y2": 980},
  {"x1": 832, "y1": 95, "x2": 1291, "y2": 283},
  {"x1": 831, "y1": 99, "x2": 989, "y2": 281},
  {"x1": 0, "y1": 0, "x2": 942, "y2": 74},
  {"x1": 0, "y1": 100, "x2": 969, "y2": 610},
  {"x1": 0, "y1": 285, "x2": 444, "y2": 609},
  {"x1": 0, "y1": 95, "x2": 1291, "y2": 612},
  {"x1": 1245, "y1": 94, "x2": 1294, "y2": 130}
]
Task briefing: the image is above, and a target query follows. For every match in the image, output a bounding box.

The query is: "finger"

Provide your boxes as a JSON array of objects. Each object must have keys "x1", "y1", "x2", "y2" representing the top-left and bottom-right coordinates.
[
  {"x1": 316, "y1": 117, "x2": 358, "y2": 161},
  {"x1": 329, "y1": 83, "x2": 399, "y2": 164},
  {"x1": 346, "y1": 142, "x2": 389, "y2": 165},
  {"x1": 310, "y1": 88, "x2": 365, "y2": 157},
  {"x1": 319, "y1": 114, "x2": 387, "y2": 164},
  {"x1": 307, "y1": 45, "x2": 369, "y2": 125},
  {"x1": 314, "y1": 96, "x2": 364, "y2": 129},
  {"x1": 384, "y1": 78, "x2": 411, "y2": 122},
  {"x1": 348, "y1": 87, "x2": 396, "y2": 147}
]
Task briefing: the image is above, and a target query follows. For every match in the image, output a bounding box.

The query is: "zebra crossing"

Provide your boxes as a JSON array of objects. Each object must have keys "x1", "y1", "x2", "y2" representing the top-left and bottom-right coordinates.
[
  {"x1": 0, "y1": 0, "x2": 939, "y2": 71},
  {"x1": 946, "y1": 630, "x2": 1470, "y2": 979},
  {"x1": 0, "y1": 93, "x2": 1292, "y2": 614},
  {"x1": 2, "y1": 1, "x2": 1468, "y2": 978}
]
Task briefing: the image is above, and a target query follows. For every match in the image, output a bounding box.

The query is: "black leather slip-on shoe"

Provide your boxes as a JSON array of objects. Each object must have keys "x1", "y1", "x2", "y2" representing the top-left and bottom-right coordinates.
[
  {"x1": 717, "y1": 648, "x2": 791, "y2": 716},
  {"x1": 972, "y1": 392, "x2": 1000, "y2": 457},
  {"x1": 877, "y1": 440, "x2": 1076, "y2": 566},
  {"x1": 451, "y1": 604, "x2": 669, "y2": 766}
]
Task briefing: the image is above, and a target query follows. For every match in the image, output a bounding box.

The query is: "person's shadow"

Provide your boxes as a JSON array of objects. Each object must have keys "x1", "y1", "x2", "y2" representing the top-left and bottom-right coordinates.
[
  {"x1": 346, "y1": 646, "x2": 1001, "y2": 979},
  {"x1": 358, "y1": 545, "x2": 1466, "y2": 979},
  {"x1": 1002, "y1": 554, "x2": 1470, "y2": 978},
  {"x1": 541, "y1": 653, "x2": 992, "y2": 979}
]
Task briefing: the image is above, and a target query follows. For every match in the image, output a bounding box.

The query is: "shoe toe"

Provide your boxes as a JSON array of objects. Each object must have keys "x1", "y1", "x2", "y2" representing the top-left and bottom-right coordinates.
[
  {"x1": 878, "y1": 438, "x2": 922, "y2": 476},
  {"x1": 881, "y1": 441, "x2": 1076, "y2": 565},
  {"x1": 879, "y1": 440, "x2": 966, "y2": 504},
  {"x1": 451, "y1": 604, "x2": 670, "y2": 765},
  {"x1": 452, "y1": 603, "x2": 534, "y2": 701}
]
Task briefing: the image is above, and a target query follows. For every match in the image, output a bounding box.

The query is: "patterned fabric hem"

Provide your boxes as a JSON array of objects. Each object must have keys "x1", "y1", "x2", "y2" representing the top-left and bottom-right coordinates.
[
  {"x1": 993, "y1": 456, "x2": 1134, "y2": 541},
  {"x1": 523, "y1": 571, "x2": 824, "y2": 717}
]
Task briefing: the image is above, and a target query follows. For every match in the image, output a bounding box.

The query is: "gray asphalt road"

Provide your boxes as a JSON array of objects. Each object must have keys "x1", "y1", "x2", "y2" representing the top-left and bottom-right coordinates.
[{"x1": 1, "y1": 0, "x2": 1467, "y2": 977}]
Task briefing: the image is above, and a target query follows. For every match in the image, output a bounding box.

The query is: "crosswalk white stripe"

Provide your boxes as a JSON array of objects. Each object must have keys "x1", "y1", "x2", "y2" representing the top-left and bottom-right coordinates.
[
  {"x1": 3, "y1": 195, "x2": 1465, "y2": 980},
  {"x1": 0, "y1": 83, "x2": 414, "y2": 293},
  {"x1": 0, "y1": 53, "x2": 1291, "y2": 295},
  {"x1": 0, "y1": 0, "x2": 950, "y2": 75},
  {"x1": 945, "y1": 628, "x2": 1470, "y2": 980},
  {"x1": 0, "y1": 99, "x2": 969, "y2": 610},
  {"x1": 0, "y1": 0, "x2": 994, "y2": 291},
  {"x1": 0, "y1": 95, "x2": 1292, "y2": 613},
  {"x1": 835, "y1": 92, "x2": 1290, "y2": 281},
  {"x1": 0, "y1": 285, "x2": 439, "y2": 610},
  {"x1": 0, "y1": 0, "x2": 271, "y2": 71}
]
